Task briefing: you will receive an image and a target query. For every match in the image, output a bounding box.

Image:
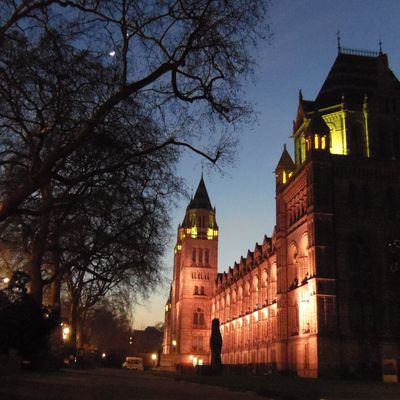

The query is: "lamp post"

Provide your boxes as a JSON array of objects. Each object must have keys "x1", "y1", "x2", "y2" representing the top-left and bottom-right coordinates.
[
  {"x1": 62, "y1": 325, "x2": 71, "y2": 342},
  {"x1": 151, "y1": 353, "x2": 157, "y2": 369},
  {"x1": 172, "y1": 339, "x2": 177, "y2": 353},
  {"x1": 0, "y1": 276, "x2": 9, "y2": 290}
]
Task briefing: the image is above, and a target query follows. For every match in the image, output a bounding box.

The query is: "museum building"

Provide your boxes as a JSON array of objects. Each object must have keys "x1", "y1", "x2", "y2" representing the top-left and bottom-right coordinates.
[{"x1": 163, "y1": 48, "x2": 400, "y2": 378}]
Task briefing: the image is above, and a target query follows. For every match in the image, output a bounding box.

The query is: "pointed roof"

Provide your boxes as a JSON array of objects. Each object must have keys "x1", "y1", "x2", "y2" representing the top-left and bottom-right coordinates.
[
  {"x1": 275, "y1": 144, "x2": 295, "y2": 172},
  {"x1": 187, "y1": 175, "x2": 213, "y2": 210},
  {"x1": 293, "y1": 94, "x2": 315, "y2": 133},
  {"x1": 305, "y1": 111, "x2": 330, "y2": 137},
  {"x1": 316, "y1": 52, "x2": 400, "y2": 108}
]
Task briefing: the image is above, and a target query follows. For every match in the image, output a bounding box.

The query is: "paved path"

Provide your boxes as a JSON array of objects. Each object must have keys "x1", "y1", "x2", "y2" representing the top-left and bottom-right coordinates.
[{"x1": 0, "y1": 368, "x2": 266, "y2": 400}]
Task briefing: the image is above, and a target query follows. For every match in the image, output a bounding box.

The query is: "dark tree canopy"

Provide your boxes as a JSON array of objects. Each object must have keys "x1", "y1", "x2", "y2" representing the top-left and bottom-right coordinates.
[{"x1": 0, "y1": 0, "x2": 270, "y2": 322}]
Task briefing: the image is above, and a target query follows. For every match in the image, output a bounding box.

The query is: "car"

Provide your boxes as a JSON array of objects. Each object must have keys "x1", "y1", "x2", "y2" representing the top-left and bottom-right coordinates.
[{"x1": 122, "y1": 357, "x2": 144, "y2": 371}]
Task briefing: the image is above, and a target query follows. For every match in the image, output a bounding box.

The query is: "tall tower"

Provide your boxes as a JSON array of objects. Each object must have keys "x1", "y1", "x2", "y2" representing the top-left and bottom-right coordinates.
[
  {"x1": 163, "y1": 176, "x2": 218, "y2": 365},
  {"x1": 275, "y1": 49, "x2": 400, "y2": 378}
]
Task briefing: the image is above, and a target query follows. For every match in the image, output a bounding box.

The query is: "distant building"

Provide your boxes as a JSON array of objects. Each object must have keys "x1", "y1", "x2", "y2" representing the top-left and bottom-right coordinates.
[
  {"x1": 163, "y1": 47, "x2": 400, "y2": 378},
  {"x1": 130, "y1": 326, "x2": 163, "y2": 356}
]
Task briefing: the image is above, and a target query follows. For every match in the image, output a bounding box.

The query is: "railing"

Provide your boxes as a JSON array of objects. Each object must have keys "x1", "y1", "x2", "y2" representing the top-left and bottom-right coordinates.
[{"x1": 339, "y1": 47, "x2": 380, "y2": 57}]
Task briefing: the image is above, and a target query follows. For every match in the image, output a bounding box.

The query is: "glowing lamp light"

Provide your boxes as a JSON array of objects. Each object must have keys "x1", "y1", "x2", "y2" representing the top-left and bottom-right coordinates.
[
  {"x1": 3, "y1": 277, "x2": 9, "y2": 284},
  {"x1": 172, "y1": 339, "x2": 177, "y2": 347},
  {"x1": 101, "y1": 352, "x2": 106, "y2": 358},
  {"x1": 151, "y1": 353, "x2": 157, "y2": 361},
  {"x1": 109, "y1": 50, "x2": 116, "y2": 57},
  {"x1": 62, "y1": 326, "x2": 70, "y2": 341}
]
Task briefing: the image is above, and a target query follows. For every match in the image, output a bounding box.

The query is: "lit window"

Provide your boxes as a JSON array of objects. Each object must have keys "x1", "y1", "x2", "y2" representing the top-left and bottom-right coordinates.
[
  {"x1": 191, "y1": 226, "x2": 197, "y2": 238},
  {"x1": 321, "y1": 136, "x2": 326, "y2": 149},
  {"x1": 207, "y1": 228, "x2": 213, "y2": 240},
  {"x1": 314, "y1": 134, "x2": 319, "y2": 149},
  {"x1": 306, "y1": 138, "x2": 311, "y2": 151},
  {"x1": 192, "y1": 335, "x2": 203, "y2": 351},
  {"x1": 194, "y1": 308, "x2": 205, "y2": 325}
]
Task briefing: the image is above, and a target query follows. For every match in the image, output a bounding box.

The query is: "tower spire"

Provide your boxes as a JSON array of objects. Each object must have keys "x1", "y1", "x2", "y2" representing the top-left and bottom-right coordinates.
[
  {"x1": 188, "y1": 175, "x2": 213, "y2": 210},
  {"x1": 337, "y1": 30, "x2": 341, "y2": 53}
]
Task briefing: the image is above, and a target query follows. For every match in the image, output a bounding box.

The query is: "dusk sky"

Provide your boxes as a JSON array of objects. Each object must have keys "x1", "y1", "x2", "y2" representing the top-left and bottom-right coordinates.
[{"x1": 134, "y1": 0, "x2": 400, "y2": 328}]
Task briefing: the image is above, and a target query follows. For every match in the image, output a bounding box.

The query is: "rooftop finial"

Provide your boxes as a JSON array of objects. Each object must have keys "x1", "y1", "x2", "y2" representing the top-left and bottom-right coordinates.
[
  {"x1": 337, "y1": 30, "x2": 341, "y2": 53},
  {"x1": 283, "y1": 143, "x2": 287, "y2": 151},
  {"x1": 379, "y1": 38, "x2": 383, "y2": 55}
]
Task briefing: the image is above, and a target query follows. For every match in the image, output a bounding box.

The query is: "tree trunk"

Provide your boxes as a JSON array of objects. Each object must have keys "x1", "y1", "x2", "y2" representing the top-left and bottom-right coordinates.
[
  {"x1": 28, "y1": 185, "x2": 51, "y2": 304},
  {"x1": 50, "y1": 249, "x2": 62, "y2": 311},
  {"x1": 70, "y1": 297, "x2": 79, "y2": 351},
  {"x1": 29, "y1": 239, "x2": 46, "y2": 304}
]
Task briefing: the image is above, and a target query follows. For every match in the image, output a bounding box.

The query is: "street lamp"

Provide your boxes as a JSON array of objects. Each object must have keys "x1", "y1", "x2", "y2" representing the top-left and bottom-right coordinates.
[
  {"x1": 151, "y1": 353, "x2": 157, "y2": 369},
  {"x1": 172, "y1": 339, "x2": 177, "y2": 352},
  {"x1": 0, "y1": 277, "x2": 9, "y2": 290},
  {"x1": 62, "y1": 325, "x2": 70, "y2": 341}
]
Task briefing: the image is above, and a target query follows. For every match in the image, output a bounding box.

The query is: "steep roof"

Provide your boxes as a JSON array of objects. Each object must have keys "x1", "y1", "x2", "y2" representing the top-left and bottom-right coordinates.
[
  {"x1": 275, "y1": 144, "x2": 295, "y2": 172},
  {"x1": 187, "y1": 175, "x2": 213, "y2": 210},
  {"x1": 316, "y1": 51, "x2": 400, "y2": 108},
  {"x1": 305, "y1": 111, "x2": 330, "y2": 136}
]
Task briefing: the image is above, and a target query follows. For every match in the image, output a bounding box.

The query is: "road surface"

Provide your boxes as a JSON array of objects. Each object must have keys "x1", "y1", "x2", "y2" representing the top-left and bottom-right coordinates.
[{"x1": 0, "y1": 368, "x2": 266, "y2": 400}]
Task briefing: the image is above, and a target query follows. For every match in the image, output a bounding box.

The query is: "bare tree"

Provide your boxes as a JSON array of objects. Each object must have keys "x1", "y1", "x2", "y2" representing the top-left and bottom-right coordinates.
[
  {"x1": 0, "y1": 0, "x2": 269, "y2": 218},
  {"x1": 0, "y1": 1, "x2": 270, "y2": 310}
]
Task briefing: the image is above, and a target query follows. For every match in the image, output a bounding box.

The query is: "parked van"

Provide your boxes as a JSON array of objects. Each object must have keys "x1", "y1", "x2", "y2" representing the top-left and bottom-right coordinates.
[{"x1": 122, "y1": 356, "x2": 144, "y2": 371}]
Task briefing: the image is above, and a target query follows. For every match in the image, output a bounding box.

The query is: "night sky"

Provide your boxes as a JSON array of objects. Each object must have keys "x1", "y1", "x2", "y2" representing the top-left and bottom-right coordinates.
[{"x1": 134, "y1": 0, "x2": 400, "y2": 328}]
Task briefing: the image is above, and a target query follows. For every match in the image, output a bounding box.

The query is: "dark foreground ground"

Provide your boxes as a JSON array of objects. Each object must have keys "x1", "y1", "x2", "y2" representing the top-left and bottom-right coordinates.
[
  {"x1": 0, "y1": 367, "x2": 399, "y2": 400},
  {"x1": 0, "y1": 367, "x2": 264, "y2": 400},
  {"x1": 175, "y1": 372, "x2": 400, "y2": 400}
]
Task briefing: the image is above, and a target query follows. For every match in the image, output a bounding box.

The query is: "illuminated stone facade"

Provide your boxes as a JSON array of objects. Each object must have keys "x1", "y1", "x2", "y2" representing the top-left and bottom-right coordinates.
[
  {"x1": 163, "y1": 176, "x2": 219, "y2": 366},
  {"x1": 164, "y1": 49, "x2": 400, "y2": 378}
]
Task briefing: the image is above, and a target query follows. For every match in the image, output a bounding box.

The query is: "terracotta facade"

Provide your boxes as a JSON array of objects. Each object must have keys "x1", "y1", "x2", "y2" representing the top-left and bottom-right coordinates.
[{"x1": 163, "y1": 49, "x2": 400, "y2": 378}]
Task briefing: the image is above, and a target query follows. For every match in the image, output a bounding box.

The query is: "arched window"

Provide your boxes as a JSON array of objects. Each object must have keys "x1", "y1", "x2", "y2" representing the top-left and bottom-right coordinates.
[{"x1": 193, "y1": 308, "x2": 205, "y2": 325}]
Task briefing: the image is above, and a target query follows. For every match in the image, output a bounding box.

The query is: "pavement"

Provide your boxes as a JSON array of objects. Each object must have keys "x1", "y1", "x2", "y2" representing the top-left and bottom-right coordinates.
[
  {"x1": 1, "y1": 367, "x2": 400, "y2": 400},
  {"x1": 0, "y1": 367, "x2": 266, "y2": 400}
]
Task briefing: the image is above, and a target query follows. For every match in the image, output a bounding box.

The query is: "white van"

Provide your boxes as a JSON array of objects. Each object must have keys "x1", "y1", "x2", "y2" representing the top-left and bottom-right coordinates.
[{"x1": 122, "y1": 356, "x2": 144, "y2": 371}]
